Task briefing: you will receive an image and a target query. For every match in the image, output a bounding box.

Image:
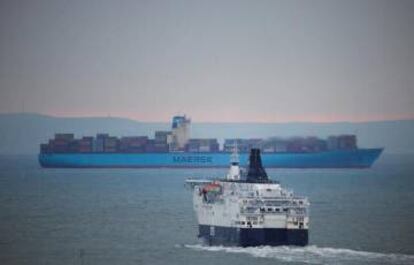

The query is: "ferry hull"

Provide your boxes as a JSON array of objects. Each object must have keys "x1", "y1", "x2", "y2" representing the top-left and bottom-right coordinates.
[
  {"x1": 39, "y1": 148, "x2": 383, "y2": 168},
  {"x1": 199, "y1": 225, "x2": 308, "y2": 247}
]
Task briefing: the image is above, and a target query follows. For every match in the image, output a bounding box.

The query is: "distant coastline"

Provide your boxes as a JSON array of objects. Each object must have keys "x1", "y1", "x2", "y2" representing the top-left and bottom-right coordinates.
[{"x1": 0, "y1": 112, "x2": 413, "y2": 155}]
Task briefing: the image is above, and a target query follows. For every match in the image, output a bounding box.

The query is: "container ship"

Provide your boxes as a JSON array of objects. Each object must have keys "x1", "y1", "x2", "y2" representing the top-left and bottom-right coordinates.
[{"x1": 39, "y1": 115, "x2": 383, "y2": 168}]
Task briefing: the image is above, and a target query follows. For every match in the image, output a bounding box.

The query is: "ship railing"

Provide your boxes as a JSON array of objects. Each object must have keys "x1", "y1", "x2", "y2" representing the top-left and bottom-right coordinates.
[
  {"x1": 240, "y1": 205, "x2": 308, "y2": 215},
  {"x1": 242, "y1": 198, "x2": 308, "y2": 207},
  {"x1": 241, "y1": 194, "x2": 307, "y2": 200},
  {"x1": 287, "y1": 213, "x2": 308, "y2": 219},
  {"x1": 242, "y1": 200, "x2": 288, "y2": 206},
  {"x1": 184, "y1": 178, "x2": 215, "y2": 189}
]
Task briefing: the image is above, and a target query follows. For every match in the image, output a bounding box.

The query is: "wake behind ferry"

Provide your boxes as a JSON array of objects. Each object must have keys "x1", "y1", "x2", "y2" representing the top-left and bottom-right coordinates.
[{"x1": 39, "y1": 115, "x2": 383, "y2": 168}]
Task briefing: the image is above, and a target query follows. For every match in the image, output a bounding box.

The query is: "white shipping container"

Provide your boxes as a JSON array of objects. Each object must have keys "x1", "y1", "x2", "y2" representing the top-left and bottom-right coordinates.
[{"x1": 199, "y1": 146, "x2": 210, "y2": 152}]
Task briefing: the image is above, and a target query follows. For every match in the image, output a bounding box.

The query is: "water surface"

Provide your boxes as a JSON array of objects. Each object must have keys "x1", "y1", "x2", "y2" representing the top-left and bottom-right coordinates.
[{"x1": 0, "y1": 154, "x2": 413, "y2": 264}]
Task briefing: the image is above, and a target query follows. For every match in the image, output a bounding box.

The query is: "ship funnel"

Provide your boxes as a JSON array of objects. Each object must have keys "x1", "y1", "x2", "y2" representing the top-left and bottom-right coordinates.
[{"x1": 246, "y1": 149, "x2": 269, "y2": 183}]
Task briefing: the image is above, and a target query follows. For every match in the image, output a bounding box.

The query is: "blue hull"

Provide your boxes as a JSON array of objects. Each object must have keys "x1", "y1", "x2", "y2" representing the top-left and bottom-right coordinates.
[
  {"x1": 38, "y1": 148, "x2": 383, "y2": 168},
  {"x1": 198, "y1": 225, "x2": 308, "y2": 247}
]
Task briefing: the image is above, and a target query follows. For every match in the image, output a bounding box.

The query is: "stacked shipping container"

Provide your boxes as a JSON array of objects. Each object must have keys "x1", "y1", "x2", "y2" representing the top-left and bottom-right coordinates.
[
  {"x1": 40, "y1": 133, "x2": 358, "y2": 154},
  {"x1": 185, "y1": 139, "x2": 219, "y2": 152},
  {"x1": 223, "y1": 139, "x2": 261, "y2": 153}
]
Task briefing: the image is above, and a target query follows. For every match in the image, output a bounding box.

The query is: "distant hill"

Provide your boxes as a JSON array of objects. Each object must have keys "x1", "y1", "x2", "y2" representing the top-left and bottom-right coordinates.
[{"x1": 0, "y1": 113, "x2": 413, "y2": 154}]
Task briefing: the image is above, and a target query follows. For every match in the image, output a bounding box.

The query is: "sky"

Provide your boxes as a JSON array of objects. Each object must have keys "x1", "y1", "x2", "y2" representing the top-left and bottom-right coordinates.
[{"x1": 0, "y1": 0, "x2": 413, "y2": 123}]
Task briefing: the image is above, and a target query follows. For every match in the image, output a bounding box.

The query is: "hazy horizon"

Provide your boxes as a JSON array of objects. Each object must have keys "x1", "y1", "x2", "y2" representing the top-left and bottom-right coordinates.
[
  {"x1": 1, "y1": 112, "x2": 414, "y2": 155},
  {"x1": 1, "y1": 0, "x2": 413, "y2": 122},
  {"x1": 2, "y1": 111, "x2": 414, "y2": 124}
]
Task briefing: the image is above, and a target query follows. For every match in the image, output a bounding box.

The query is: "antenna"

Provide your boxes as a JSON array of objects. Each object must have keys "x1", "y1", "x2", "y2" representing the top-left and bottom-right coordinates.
[{"x1": 230, "y1": 140, "x2": 239, "y2": 164}]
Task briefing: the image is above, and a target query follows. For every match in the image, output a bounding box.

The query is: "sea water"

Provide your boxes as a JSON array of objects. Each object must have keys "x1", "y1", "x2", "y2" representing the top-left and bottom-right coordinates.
[{"x1": 0, "y1": 154, "x2": 413, "y2": 265}]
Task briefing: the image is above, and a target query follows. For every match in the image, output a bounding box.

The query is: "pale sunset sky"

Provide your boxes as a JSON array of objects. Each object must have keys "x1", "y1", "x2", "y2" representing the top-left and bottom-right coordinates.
[{"x1": 0, "y1": 0, "x2": 413, "y2": 122}]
